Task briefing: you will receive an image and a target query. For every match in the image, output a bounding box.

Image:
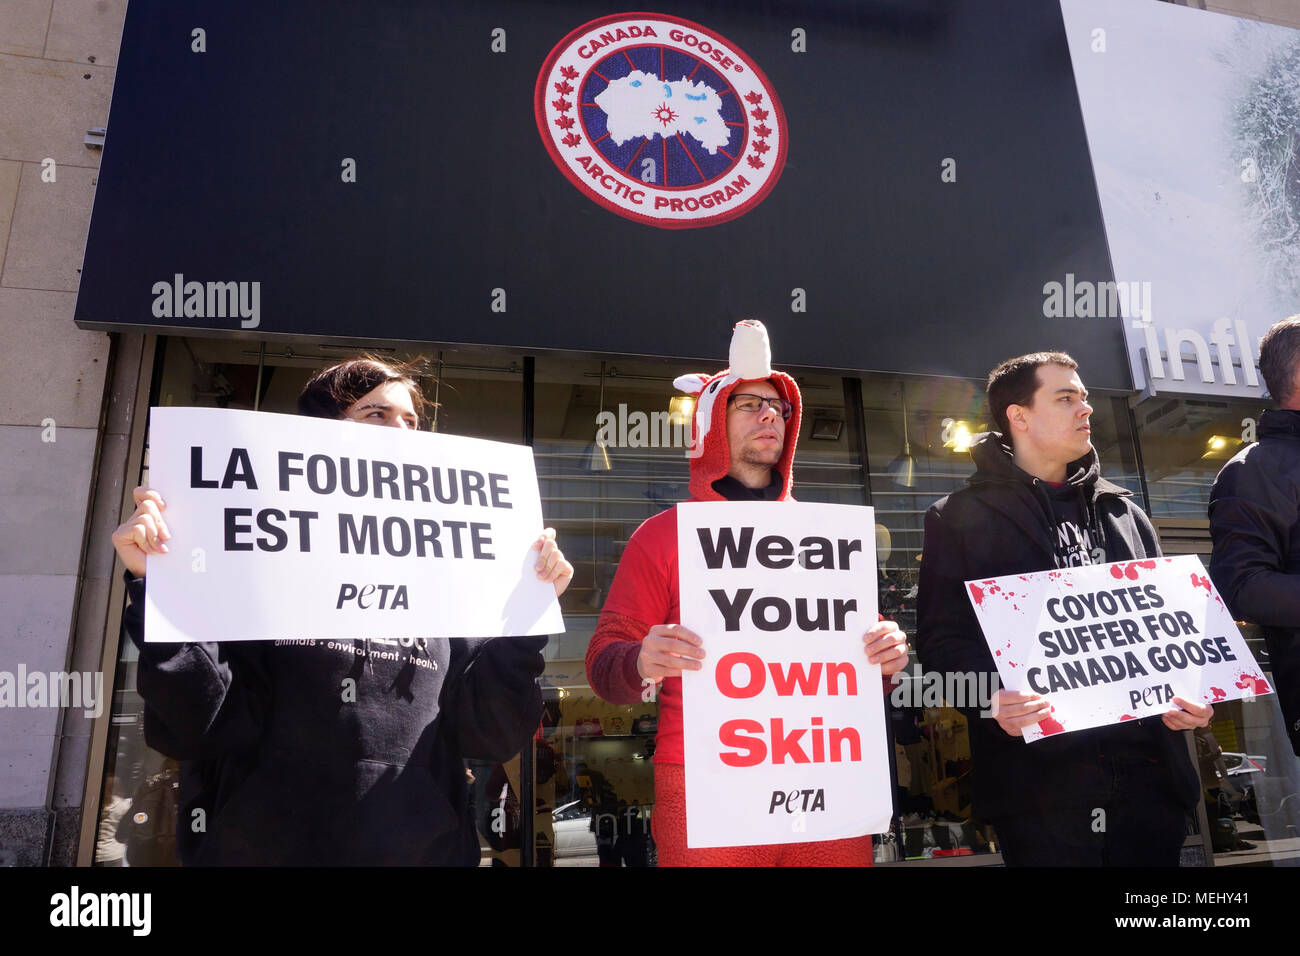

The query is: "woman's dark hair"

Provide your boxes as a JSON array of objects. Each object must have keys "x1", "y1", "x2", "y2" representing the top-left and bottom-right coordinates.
[{"x1": 297, "y1": 355, "x2": 431, "y2": 425}]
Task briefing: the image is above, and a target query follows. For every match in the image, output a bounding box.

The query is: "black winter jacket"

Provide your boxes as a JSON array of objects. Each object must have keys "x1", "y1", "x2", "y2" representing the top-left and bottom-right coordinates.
[
  {"x1": 1209, "y1": 408, "x2": 1300, "y2": 755},
  {"x1": 123, "y1": 575, "x2": 545, "y2": 865},
  {"x1": 916, "y1": 434, "x2": 1200, "y2": 820}
]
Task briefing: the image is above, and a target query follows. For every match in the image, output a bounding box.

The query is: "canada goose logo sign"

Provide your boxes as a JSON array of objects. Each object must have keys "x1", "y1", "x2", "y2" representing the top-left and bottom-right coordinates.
[{"x1": 535, "y1": 13, "x2": 787, "y2": 229}]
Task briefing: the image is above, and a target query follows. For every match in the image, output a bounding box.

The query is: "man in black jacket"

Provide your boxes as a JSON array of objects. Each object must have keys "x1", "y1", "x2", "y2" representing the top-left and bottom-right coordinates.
[
  {"x1": 1210, "y1": 315, "x2": 1300, "y2": 757},
  {"x1": 916, "y1": 351, "x2": 1211, "y2": 866}
]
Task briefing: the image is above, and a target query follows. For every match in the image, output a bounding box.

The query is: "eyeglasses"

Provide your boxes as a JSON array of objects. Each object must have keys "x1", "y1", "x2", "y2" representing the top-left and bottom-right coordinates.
[{"x1": 729, "y1": 393, "x2": 794, "y2": 420}]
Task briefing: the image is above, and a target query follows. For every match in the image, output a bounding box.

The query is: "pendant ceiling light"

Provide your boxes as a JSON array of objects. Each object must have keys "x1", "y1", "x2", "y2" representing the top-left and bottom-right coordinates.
[{"x1": 886, "y1": 383, "x2": 916, "y2": 488}]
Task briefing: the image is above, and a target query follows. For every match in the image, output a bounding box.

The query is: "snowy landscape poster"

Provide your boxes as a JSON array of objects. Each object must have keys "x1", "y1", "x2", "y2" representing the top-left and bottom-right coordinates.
[{"x1": 1061, "y1": 0, "x2": 1300, "y2": 399}]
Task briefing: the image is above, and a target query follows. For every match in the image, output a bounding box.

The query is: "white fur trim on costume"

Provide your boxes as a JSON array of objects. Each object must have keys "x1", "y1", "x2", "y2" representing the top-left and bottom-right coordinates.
[
  {"x1": 691, "y1": 369, "x2": 741, "y2": 455},
  {"x1": 728, "y1": 320, "x2": 772, "y2": 380},
  {"x1": 673, "y1": 373, "x2": 710, "y2": 395}
]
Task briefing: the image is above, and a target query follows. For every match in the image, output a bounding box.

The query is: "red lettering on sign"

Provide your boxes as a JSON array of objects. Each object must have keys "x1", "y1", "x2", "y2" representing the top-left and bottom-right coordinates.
[{"x1": 718, "y1": 718, "x2": 863, "y2": 767}]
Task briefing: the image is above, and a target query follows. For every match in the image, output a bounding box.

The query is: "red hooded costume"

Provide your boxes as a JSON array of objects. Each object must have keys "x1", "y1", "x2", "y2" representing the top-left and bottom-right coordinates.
[
  {"x1": 583, "y1": 322, "x2": 872, "y2": 865},
  {"x1": 584, "y1": 319, "x2": 803, "y2": 765}
]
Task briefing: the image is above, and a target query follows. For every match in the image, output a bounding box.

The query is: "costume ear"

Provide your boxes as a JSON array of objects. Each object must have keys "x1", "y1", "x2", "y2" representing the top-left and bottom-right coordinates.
[{"x1": 673, "y1": 373, "x2": 710, "y2": 396}]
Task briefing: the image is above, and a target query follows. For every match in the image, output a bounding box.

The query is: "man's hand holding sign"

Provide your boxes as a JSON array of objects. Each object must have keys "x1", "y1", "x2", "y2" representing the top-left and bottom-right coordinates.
[
  {"x1": 990, "y1": 690, "x2": 1212, "y2": 738},
  {"x1": 636, "y1": 622, "x2": 908, "y2": 684}
]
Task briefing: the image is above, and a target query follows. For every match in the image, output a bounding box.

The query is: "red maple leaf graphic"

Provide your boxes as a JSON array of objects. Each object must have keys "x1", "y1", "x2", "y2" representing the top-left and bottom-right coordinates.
[
  {"x1": 744, "y1": 91, "x2": 763, "y2": 104},
  {"x1": 752, "y1": 139, "x2": 770, "y2": 154},
  {"x1": 747, "y1": 155, "x2": 765, "y2": 169},
  {"x1": 552, "y1": 97, "x2": 572, "y2": 112},
  {"x1": 561, "y1": 132, "x2": 582, "y2": 147},
  {"x1": 559, "y1": 65, "x2": 579, "y2": 80},
  {"x1": 554, "y1": 80, "x2": 574, "y2": 95},
  {"x1": 750, "y1": 107, "x2": 769, "y2": 121},
  {"x1": 754, "y1": 123, "x2": 771, "y2": 138},
  {"x1": 554, "y1": 115, "x2": 575, "y2": 130}
]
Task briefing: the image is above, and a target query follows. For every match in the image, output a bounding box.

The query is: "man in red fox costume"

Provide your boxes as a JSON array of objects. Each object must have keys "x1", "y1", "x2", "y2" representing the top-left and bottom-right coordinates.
[{"x1": 585, "y1": 319, "x2": 909, "y2": 866}]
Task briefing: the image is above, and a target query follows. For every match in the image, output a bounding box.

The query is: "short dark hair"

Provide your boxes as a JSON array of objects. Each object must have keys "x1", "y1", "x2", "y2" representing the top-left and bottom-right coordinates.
[
  {"x1": 986, "y1": 351, "x2": 1078, "y2": 435},
  {"x1": 1258, "y1": 316, "x2": 1300, "y2": 405},
  {"x1": 297, "y1": 355, "x2": 430, "y2": 425}
]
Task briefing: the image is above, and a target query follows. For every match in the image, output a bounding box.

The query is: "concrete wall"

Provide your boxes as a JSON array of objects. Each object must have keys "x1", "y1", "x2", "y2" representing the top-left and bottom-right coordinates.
[
  {"x1": 1195, "y1": 0, "x2": 1300, "y2": 30},
  {"x1": 0, "y1": 0, "x2": 127, "y2": 865}
]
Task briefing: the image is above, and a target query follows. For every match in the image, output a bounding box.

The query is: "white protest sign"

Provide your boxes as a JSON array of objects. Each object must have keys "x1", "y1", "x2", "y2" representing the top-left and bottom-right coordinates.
[
  {"x1": 679, "y1": 501, "x2": 892, "y2": 849},
  {"x1": 143, "y1": 407, "x2": 564, "y2": 642},
  {"x1": 966, "y1": 556, "x2": 1271, "y2": 742}
]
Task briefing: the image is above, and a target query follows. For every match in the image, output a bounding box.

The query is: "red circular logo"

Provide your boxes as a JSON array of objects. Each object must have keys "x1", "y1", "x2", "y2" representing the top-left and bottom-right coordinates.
[{"x1": 535, "y1": 13, "x2": 787, "y2": 229}]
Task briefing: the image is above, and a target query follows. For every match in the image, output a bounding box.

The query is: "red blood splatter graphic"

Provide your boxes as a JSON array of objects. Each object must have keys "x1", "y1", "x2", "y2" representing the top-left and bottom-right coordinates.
[
  {"x1": 1038, "y1": 715, "x2": 1065, "y2": 736},
  {"x1": 1210, "y1": 687, "x2": 1227, "y2": 701},
  {"x1": 1235, "y1": 674, "x2": 1272, "y2": 694},
  {"x1": 1109, "y1": 559, "x2": 1160, "y2": 581},
  {"x1": 968, "y1": 584, "x2": 984, "y2": 606},
  {"x1": 1019, "y1": 575, "x2": 1030, "y2": 581},
  {"x1": 1190, "y1": 573, "x2": 1212, "y2": 593},
  {"x1": 994, "y1": 650, "x2": 1001, "y2": 657},
  {"x1": 1118, "y1": 714, "x2": 1135, "y2": 721}
]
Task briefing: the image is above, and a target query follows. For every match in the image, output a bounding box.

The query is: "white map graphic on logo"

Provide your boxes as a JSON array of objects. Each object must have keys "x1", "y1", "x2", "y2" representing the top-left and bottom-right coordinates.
[{"x1": 595, "y1": 70, "x2": 730, "y2": 153}]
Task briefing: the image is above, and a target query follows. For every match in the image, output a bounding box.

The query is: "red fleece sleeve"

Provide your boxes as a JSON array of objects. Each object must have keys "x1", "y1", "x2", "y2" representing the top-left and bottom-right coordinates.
[
  {"x1": 586, "y1": 611, "x2": 651, "y2": 705},
  {"x1": 585, "y1": 515, "x2": 676, "y2": 705}
]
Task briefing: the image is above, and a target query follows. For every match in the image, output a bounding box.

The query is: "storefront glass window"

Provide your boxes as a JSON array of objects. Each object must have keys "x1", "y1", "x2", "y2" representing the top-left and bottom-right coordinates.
[
  {"x1": 96, "y1": 342, "x2": 1243, "y2": 868},
  {"x1": 1135, "y1": 395, "x2": 1263, "y2": 519}
]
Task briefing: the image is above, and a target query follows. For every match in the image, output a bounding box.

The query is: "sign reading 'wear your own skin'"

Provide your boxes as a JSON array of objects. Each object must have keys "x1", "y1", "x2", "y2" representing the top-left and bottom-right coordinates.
[
  {"x1": 679, "y1": 501, "x2": 892, "y2": 849},
  {"x1": 143, "y1": 407, "x2": 564, "y2": 642},
  {"x1": 966, "y1": 556, "x2": 1270, "y2": 742}
]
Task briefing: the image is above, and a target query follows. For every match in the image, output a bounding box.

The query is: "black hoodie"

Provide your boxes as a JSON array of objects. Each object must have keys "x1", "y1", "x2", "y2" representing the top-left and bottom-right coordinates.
[
  {"x1": 123, "y1": 575, "x2": 544, "y2": 865},
  {"x1": 915, "y1": 434, "x2": 1200, "y2": 820}
]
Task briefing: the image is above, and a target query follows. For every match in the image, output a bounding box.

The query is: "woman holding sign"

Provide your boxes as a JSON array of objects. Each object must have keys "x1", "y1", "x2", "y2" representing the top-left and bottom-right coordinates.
[{"x1": 111, "y1": 356, "x2": 573, "y2": 865}]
